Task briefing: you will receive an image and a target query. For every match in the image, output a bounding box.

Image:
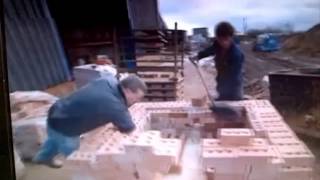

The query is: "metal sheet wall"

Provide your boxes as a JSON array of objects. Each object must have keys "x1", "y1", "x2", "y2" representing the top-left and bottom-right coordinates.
[
  {"x1": 4, "y1": 0, "x2": 71, "y2": 92},
  {"x1": 126, "y1": 0, "x2": 167, "y2": 30}
]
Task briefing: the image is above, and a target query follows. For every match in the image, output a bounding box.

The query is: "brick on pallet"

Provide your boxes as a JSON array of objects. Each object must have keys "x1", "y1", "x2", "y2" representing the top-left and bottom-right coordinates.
[{"x1": 218, "y1": 128, "x2": 255, "y2": 146}]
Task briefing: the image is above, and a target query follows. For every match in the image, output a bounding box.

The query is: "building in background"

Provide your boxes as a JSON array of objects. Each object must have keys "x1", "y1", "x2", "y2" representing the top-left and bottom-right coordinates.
[
  {"x1": 190, "y1": 28, "x2": 210, "y2": 52},
  {"x1": 4, "y1": 0, "x2": 167, "y2": 92},
  {"x1": 192, "y1": 27, "x2": 209, "y2": 39}
]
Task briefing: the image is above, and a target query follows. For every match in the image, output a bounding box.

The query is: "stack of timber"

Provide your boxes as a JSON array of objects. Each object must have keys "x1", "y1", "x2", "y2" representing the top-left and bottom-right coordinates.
[{"x1": 133, "y1": 29, "x2": 185, "y2": 102}]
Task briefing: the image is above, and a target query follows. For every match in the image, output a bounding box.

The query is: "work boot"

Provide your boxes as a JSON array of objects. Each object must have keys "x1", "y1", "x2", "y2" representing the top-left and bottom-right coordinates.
[{"x1": 33, "y1": 155, "x2": 65, "y2": 168}]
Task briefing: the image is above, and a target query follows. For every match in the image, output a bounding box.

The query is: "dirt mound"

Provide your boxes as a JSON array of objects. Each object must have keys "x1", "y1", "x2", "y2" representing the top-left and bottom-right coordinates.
[{"x1": 283, "y1": 24, "x2": 320, "y2": 57}]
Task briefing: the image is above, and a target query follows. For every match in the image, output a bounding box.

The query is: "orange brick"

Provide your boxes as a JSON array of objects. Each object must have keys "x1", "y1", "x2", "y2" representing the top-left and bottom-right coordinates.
[
  {"x1": 191, "y1": 97, "x2": 207, "y2": 107},
  {"x1": 169, "y1": 112, "x2": 189, "y2": 118}
]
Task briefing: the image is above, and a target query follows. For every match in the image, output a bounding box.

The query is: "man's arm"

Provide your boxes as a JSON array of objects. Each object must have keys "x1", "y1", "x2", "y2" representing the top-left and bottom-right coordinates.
[
  {"x1": 229, "y1": 52, "x2": 244, "y2": 82},
  {"x1": 197, "y1": 43, "x2": 217, "y2": 60},
  {"x1": 111, "y1": 108, "x2": 136, "y2": 133}
]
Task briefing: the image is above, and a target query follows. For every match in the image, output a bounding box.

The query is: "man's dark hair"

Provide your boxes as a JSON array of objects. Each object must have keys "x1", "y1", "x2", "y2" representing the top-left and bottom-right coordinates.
[
  {"x1": 120, "y1": 75, "x2": 147, "y2": 93},
  {"x1": 215, "y1": 22, "x2": 235, "y2": 37}
]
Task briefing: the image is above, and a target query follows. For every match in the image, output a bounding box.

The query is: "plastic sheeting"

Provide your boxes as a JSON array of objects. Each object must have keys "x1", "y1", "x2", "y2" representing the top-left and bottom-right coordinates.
[{"x1": 4, "y1": 0, "x2": 71, "y2": 92}]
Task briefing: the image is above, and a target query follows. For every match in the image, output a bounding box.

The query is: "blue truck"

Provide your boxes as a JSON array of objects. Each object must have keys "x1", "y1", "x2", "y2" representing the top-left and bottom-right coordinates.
[{"x1": 253, "y1": 33, "x2": 281, "y2": 52}]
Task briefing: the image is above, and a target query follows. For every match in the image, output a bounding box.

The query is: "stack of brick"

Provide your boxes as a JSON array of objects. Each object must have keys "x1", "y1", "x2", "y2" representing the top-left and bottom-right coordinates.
[
  {"x1": 66, "y1": 130, "x2": 183, "y2": 180},
  {"x1": 202, "y1": 100, "x2": 315, "y2": 180},
  {"x1": 63, "y1": 101, "x2": 193, "y2": 179},
  {"x1": 62, "y1": 100, "x2": 314, "y2": 180}
]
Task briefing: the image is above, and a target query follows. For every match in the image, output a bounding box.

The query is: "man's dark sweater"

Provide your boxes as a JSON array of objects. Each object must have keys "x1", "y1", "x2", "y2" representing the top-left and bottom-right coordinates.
[
  {"x1": 197, "y1": 40, "x2": 244, "y2": 100},
  {"x1": 48, "y1": 76, "x2": 135, "y2": 137}
]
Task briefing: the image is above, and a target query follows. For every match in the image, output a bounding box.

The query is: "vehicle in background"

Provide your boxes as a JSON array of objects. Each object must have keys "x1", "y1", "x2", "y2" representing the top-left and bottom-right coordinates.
[{"x1": 253, "y1": 33, "x2": 281, "y2": 52}]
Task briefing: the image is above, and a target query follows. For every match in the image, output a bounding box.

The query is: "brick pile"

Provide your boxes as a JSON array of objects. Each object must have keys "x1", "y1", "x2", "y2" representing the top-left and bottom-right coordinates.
[
  {"x1": 202, "y1": 100, "x2": 315, "y2": 180},
  {"x1": 63, "y1": 99, "x2": 314, "y2": 180},
  {"x1": 65, "y1": 101, "x2": 190, "y2": 180}
]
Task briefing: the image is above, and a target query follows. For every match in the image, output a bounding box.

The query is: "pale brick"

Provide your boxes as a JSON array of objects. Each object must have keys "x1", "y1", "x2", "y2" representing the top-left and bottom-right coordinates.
[
  {"x1": 278, "y1": 166, "x2": 313, "y2": 180},
  {"x1": 202, "y1": 147, "x2": 245, "y2": 174},
  {"x1": 276, "y1": 145, "x2": 315, "y2": 167},
  {"x1": 202, "y1": 139, "x2": 221, "y2": 148},
  {"x1": 238, "y1": 146, "x2": 275, "y2": 165},
  {"x1": 218, "y1": 128, "x2": 255, "y2": 146}
]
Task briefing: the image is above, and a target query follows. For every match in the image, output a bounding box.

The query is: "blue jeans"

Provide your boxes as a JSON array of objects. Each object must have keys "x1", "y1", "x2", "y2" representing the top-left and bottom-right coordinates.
[{"x1": 34, "y1": 126, "x2": 80, "y2": 162}]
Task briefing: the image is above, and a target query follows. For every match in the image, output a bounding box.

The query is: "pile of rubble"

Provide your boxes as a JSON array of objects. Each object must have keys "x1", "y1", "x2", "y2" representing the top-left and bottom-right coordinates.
[{"x1": 283, "y1": 24, "x2": 320, "y2": 57}]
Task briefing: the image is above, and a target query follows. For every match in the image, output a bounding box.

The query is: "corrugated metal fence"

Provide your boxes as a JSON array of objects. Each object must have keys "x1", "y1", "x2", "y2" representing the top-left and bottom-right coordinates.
[{"x1": 4, "y1": 0, "x2": 71, "y2": 92}]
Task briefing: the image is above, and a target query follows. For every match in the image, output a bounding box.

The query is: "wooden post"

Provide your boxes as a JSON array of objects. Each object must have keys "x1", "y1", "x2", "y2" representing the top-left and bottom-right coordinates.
[
  {"x1": 181, "y1": 31, "x2": 185, "y2": 75},
  {"x1": 174, "y1": 22, "x2": 178, "y2": 79},
  {"x1": 112, "y1": 27, "x2": 120, "y2": 79}
]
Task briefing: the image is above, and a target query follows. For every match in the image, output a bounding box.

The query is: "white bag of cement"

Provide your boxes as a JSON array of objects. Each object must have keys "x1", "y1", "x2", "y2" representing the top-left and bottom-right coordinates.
[
  {"x1": 74, "y1": 64, "x2": 118, "y2": 88},
  {"x1": 12, "y1": 117, "x2": 47, "y2": 160},
  {"x1": 14, "y1": 149, "x2": 25, "y2": 180},
  {"x1": 10, "y1": 91, "x2": 57, "y2": 122},
  {"x1": 10, "y1": 91, "x2": 58, "y2": 106}
]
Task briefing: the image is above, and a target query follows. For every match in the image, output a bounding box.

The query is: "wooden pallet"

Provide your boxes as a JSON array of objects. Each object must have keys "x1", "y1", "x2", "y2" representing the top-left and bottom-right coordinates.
[
  {"x1": 138, "y1": 70, "x2": 183, "y2": 79},
  {"x1": 146, "y1": 88, "x2": 183, "y2": 97},
  {"x1": 143, "y1": 96, "x2": 183, "y2": 102}
]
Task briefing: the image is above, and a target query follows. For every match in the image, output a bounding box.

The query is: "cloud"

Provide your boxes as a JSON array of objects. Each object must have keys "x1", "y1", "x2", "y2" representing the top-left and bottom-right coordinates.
[{"x1": 159, "y1": 0, "x2": 320, "y2": 34}]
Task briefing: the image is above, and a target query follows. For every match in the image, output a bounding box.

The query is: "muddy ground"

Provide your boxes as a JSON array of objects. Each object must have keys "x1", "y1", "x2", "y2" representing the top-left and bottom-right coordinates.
[{"x1": 242, "y1": 41, "x2": 320, "y2": 99}]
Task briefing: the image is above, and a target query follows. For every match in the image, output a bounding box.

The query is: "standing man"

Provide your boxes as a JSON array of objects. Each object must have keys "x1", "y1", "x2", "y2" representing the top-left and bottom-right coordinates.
[
  {"x1": 33, "y1": 75, "x2": 147, "y2": 168},
  {"x1": 192, "y1": 22, "x2": 244, "y2": 100}
]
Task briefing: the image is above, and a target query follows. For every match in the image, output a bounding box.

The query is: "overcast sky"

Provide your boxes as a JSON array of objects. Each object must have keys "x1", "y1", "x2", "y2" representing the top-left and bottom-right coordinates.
[{"x1": 159, "y1": 0, "x2": 320, "y2": 35}]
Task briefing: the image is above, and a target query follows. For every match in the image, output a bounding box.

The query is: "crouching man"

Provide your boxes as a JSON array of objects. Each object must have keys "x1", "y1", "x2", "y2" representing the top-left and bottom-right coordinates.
[{"x1": 33, "y1": 75, "x2": 147, "y2": 168}]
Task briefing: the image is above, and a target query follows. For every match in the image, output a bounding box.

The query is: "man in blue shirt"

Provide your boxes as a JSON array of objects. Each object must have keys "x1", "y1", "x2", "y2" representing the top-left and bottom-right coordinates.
[
  {"x1": 192, "y1": 22, "x2": 244, "y2": 100},
  {"x1": 33, "y1": 75, "x2": 147, "y2": 168}
]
